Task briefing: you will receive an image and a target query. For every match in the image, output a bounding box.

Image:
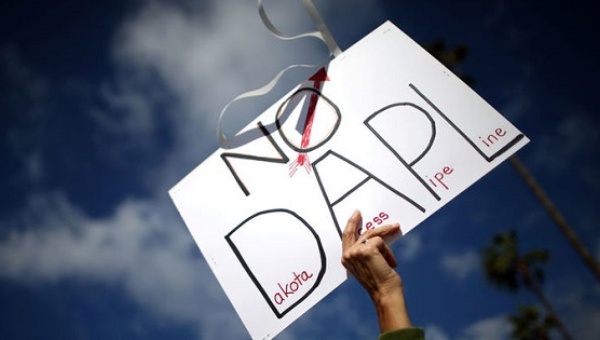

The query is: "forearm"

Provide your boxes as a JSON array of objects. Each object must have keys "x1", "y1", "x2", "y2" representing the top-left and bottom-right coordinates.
[{"x1": 371, "y1": 286, "x2": 412, "y2": 333}]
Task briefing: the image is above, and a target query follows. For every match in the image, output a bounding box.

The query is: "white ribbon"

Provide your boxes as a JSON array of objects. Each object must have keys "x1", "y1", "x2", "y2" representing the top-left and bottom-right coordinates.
[
  {"x1": 217, "y1": 0, "x2": 342, "y2": 147},
  {"x1": 217, "y1": 63, "x2": 316, "y2": 146},
  {"x1": 258, "y1": 0, "x2": 342, "y2": 57}
]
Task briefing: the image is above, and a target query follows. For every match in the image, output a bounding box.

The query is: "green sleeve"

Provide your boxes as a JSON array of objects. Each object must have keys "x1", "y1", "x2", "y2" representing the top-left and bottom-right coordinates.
[{"x1": 378, "y1": 327, "x2": 425, "y2": 340}]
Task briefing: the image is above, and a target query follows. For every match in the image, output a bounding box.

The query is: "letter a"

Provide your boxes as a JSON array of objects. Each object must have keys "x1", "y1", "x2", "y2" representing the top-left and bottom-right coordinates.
[{"x1": 312, "y1": 150, "x2": 425, "y2": 237}]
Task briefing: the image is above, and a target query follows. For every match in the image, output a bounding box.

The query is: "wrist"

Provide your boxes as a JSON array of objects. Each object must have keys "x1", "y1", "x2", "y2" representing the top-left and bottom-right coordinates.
[
  {"x1": 369, "y1": 275, "x2": 403, "y2": 303},
  {"x1": 372, "y1": 284, "x2": 412, "y2": 332}
]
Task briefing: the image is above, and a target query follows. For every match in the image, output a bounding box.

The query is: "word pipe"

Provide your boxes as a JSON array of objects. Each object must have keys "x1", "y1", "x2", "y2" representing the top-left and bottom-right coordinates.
[{"x1": 426, "y1": 166, "x2": 454, "y2": 190}]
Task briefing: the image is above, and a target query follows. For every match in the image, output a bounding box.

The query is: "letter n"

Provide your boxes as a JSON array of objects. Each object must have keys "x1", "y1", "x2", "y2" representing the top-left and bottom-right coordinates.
[{"x1": 221, "y1": 122, "x2": 289, "y2": 196}]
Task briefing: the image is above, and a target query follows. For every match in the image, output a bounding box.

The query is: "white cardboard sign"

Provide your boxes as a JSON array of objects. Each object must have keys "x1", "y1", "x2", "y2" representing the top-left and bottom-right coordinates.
[{"x1": 169, "y1": 21, "x2": 528, "y2": 339}]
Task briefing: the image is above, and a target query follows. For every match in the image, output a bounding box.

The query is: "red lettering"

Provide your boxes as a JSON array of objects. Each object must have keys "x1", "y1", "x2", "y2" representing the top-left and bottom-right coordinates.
[
  {"x1": 274, "y1": 292, "x2": 284, "y2": 305},
  {"x1": 293, "y1": 271, "x2": 303, "y2": 285},
  {"x1": 360, "y1": 223, "x2": 372, "y2": 235},
  {"x1": 357, "y1": 211, "x2": 391, "y2": 235},
  {"x1": 278, "y1": 282, "x2": 292, "y2": 298},
  {"x1": 312, "y1": 151, "x2": 425, "y2": 237},
  {"x1": 273, "y1": 271, "x2": 315, "y2": 305},
  {"x1": 428, "y1": 165, "x2": 454, "y2": 191},
  {"x1": 487, "y1": 134, "x2": 499, "y2": 144},
  {"x1": 479, "y1": 136, "x2": 490, "y2": 147},
  {"x1": 300, "y1": 271, "x2": 313, "y2": 281},
  {"x1": 434, "y1": 173, "x2": 447, "y2": 190},
  {"x1": 479, "y1": 127, "x2": 507, "y2": 148}
]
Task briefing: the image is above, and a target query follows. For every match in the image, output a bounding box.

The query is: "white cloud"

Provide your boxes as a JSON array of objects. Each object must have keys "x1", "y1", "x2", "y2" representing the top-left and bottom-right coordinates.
[
  {"x1": 459, "y1": 314, "x2": 511, "y2": 340},
  {"x1": 96, "y1": 0, "x2": 346, "y2": 195},
  {"x1": 396, "y1": 232, "x2": 422, "y2": 262},
  {"x1": 92, "y1": 79, "x2": 160, "y2": 137},
  {"x1": 567, "y1": 307, "x2": 600, "y2": 340},
  {"x1": 105, "y1": 0, "x2": 383, "y2": 145},
  {"x1": 111, "y1": 0, "x2": 325, "y2": 136},
  {"x1": 0, "y1": 192, "x2": 246, "y2": 338},
  {"x1": 0, "y1": 1, "x2": 388, "y2": 338},
  {"x1": 546, "y1": 277, "x2": 600, "y2": 340},
  {"x1": 425, "y1": 323, "x2": 450, "y2": 340},
  {"x1": 283, "y1": 291, "x2": 375, "y2": 339},
  {"x1": 441, "y1": 249, "x2": 480, "y2": 280}
]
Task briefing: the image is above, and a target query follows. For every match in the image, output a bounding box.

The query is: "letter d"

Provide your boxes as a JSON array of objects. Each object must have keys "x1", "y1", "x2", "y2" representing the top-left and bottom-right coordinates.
[{"x1": 225, "y1": 209, "x2": 326, "y2": 318}]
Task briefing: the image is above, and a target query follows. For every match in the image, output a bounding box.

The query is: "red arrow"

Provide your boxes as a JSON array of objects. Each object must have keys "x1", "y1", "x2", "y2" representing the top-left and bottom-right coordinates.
[{"x1": 290, "y1": 67, "x2": 330, "y2": 176}]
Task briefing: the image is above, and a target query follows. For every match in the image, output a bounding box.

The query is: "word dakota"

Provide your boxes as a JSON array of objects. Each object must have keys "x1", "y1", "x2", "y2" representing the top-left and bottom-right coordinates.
[
  {"x1": 169, "y1": 21, "x2": 528, "y2": 340},
  {"x1": 274, "y1": 271, "x2": 315, "y2": 305}
]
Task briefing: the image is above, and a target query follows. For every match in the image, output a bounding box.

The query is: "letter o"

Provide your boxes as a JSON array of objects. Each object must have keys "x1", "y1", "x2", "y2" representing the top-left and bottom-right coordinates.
[
  {"x1": 290, "y1": 281, "x2": 299, "y2": 292},
  {"x1": 275, "y1": 88, "x2": 341, "y2": 153}
]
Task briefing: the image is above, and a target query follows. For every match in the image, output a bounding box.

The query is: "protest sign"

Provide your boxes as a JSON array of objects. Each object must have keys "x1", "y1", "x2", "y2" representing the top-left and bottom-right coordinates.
[{"x1": 169, "y1": 21, "x2": 528, "y2": 339}]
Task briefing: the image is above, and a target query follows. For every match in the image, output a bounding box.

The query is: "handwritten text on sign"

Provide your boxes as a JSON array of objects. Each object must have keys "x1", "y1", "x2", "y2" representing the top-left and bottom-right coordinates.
[{"x1": 169, "y1": 21, "x2": 528, "y2": 340}]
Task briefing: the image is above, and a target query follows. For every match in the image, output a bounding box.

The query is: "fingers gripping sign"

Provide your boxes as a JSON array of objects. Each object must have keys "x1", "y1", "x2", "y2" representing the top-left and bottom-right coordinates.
[
  {"x1": 341, "y1": 210, "x2": 415, "y2": 334},
  {"x1": 341, "y1": 210, "x2": 402, "y2": 299}
]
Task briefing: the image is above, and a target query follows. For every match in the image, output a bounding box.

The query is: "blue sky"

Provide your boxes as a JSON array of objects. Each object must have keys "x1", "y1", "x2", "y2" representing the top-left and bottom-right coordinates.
[{"x1": 1, "y1": 0, "x2": 599, "y2": 339}]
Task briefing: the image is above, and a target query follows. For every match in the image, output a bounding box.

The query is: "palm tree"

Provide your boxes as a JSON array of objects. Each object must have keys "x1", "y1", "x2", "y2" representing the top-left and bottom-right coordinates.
[
  {"x1": 424, "y1": 39, "x2": 600, "y2": 283},
  {"x1": 422, "y1": 39, "x2": 474, "y2": 86},
  {"x1": 509, "y1": 305, "x2": 558, "y2": 340},
  {"x1": 508, "y1": 156, "x2": 600, "y2": 282},
  {"x1": 482, "y1": 231, "x2": 572, "y2": 340}
]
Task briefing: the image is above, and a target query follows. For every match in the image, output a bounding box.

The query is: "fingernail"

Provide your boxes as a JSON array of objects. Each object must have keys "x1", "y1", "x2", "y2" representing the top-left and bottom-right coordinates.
[{"x1": 352, "y1": 209, "x2": 360, "y2": 218}]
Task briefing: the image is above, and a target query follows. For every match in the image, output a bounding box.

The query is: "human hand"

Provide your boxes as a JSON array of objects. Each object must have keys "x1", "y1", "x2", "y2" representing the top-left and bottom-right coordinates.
[
  {"x1": 341, "y1": 210, "x2": 402, "y2": 301},
  {"x1": 341, "y1": 210, "x2": 412, "y2": 332}
]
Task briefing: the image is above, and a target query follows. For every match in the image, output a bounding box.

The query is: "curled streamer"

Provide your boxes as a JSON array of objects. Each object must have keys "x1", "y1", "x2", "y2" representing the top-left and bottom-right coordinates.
[{"x1": 217, "y1": 0, "x2": 342, "y2": 147}]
